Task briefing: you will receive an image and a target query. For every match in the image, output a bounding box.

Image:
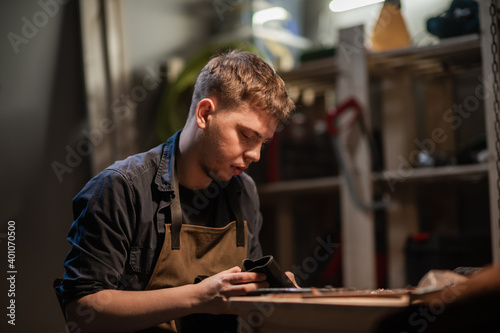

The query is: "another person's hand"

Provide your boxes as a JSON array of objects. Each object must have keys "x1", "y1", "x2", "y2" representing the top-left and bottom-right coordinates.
[{"x1": 195, "y1": 266, "x2": 269, "y2": 315}]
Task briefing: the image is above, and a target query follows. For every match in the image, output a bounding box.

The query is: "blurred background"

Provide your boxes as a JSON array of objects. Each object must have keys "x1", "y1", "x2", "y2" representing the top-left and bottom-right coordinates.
[{"x1": 0, "y1": 0, "x2": 495, "y2": 331}]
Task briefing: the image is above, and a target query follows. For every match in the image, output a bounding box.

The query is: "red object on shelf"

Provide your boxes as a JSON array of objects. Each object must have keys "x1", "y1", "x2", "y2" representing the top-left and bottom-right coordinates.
[
  {"x1": 325, "y1": 97, "x2": 362, "y2": 137},
  {"x1": 412, "y1": 232, "x2": 431, "y2": 242},
  {"x1": 266, "y1": 131, "x2": 281, "y2": 183}
]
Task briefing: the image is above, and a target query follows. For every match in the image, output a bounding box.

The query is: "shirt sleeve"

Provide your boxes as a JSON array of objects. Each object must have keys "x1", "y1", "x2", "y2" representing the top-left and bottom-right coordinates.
[{"x1": 55, "y1": 168, "x2": 136, "y2": 308}]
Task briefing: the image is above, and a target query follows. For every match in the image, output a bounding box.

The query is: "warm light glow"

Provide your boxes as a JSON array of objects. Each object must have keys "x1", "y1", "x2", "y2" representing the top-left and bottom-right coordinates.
[
  {"x1": 329, "y1": 0, "x2": 384, "y2": 13},
  {"x1": 252, "y1": 7, "x2": 289, "y2": 26}
]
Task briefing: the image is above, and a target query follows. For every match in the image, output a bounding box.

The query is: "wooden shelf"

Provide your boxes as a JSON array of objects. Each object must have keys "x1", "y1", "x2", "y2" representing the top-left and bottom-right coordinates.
[
  {"x1": 368, "y1": 34, "x2": 482, "y2": 76},
  {"x1": 376, "y1": 163, "x2": 488, "y2": 183},
  {"x1": 279, "y1": 56, "x2": 338, "y2": 91},
  {"x1": 258, "y1": 163, "x2": 487, "y2": 199},
  {"x1": 258, "y1": 176, "x2": 341, "y2": 198},
  {"x1": 279, "y1": 33, "x2": 481, "y2": 91}
]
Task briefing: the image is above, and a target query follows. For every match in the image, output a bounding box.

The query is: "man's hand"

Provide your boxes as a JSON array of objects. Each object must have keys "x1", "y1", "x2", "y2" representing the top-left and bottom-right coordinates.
[
  {"x1": 285, "y1": 271, "x2": 300, "y2": 288},
  {"x1": 195, "y1": 266, "x2": 269, "y2": 314}
]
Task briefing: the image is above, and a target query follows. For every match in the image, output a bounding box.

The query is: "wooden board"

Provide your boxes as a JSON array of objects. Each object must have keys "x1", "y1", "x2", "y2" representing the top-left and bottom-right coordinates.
[
  {"x1": 230, "y1": 294, "x2": 408, "y2": 333},
  {"x1": 380, "y1": 68, "x2": 419, "y2": 288},
  {"x1": 336, "y1": 26, "x2": 376, "y2": 289}
]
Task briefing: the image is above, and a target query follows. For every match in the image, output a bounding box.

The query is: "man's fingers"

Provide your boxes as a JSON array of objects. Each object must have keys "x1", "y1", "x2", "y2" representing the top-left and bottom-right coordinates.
[
  {"x1": 222, "y1": 281, "x2": 270, "y2": 297},
  {"x1": 227, "y1": 272, "x2": 267, "y2": 284},
  {"x1": 224, "y1": 266, "x2": 242, "y2": 274},
  {"x1": 285, "y1": 271, "x2": 300, "y2": 288}
]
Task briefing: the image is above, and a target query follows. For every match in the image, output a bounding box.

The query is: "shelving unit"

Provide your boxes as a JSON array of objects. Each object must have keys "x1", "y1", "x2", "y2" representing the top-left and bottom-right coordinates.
[{"x1": 257, "y1": 1, "x2": 500, "y2": 289}]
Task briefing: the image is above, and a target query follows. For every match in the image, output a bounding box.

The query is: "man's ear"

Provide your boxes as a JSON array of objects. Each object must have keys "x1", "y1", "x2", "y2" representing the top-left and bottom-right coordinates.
[{"x1": 195, "y1": 98, "x2": 216, "y2": 129}]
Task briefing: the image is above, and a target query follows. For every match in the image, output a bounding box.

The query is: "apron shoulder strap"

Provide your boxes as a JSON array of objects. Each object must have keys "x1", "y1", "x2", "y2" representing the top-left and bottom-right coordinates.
[
  {"x1": 170, "y1": 163, "x2": 182, "y2": 250},
  {"x1": 226, "y1": 178, "x2": 245, "y2": 248}
]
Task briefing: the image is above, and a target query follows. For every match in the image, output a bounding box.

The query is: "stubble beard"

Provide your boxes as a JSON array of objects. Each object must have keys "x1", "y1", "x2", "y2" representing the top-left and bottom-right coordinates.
[{"x1": 198, "y1": 125, "x2": 232, "y2": 184}]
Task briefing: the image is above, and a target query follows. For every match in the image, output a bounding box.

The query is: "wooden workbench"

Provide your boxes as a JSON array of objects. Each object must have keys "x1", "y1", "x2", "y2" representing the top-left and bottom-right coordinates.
[{"x1": 229, "y1": 290, "x2": 411, "y2": 333}]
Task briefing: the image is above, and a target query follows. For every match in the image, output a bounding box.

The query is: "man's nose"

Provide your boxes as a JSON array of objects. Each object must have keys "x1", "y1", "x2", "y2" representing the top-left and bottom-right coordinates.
[{"x1": 244, "y1": 144, "x2": 261, "y2": 163}]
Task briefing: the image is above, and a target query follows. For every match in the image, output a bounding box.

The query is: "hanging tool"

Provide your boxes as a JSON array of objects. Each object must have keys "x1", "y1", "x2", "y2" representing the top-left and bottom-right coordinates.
[{"x1": 325, "y1": 97, "x2": 390, "y2": 212}]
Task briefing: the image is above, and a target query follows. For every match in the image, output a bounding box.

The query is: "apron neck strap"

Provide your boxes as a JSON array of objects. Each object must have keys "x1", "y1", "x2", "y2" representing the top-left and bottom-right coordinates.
[
  {"x1": 170, "y1": 162, "x2": 182, "y2": 250},
  {"x1": 226, "y1": 179, "x2": 246, "y2": 248},
  {"x1": 170, "y1": 165, "x2": 246, "y2": 250}
]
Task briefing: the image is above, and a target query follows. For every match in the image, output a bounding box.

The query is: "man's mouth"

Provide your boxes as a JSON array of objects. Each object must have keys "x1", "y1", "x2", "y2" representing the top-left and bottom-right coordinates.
[{"x1": 231, "y1": 165, "x2": 247, "y2": 176}]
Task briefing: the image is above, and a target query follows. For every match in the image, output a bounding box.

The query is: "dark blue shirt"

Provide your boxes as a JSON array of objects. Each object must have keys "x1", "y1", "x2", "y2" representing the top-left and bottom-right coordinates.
[{"x1": 56, "y1": 131, "x2": 263, "y2": 308}]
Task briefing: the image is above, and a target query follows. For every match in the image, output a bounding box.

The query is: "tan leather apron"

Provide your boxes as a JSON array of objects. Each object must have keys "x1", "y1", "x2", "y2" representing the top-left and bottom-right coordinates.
[{"x1": 141, "y1": 166, "x2": 248, "y2": 333}]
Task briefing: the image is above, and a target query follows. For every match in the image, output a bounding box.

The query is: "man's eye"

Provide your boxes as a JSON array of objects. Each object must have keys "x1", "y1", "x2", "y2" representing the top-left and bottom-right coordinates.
[{"x1": 241, "y1": 132, "x2": 251, "y2": 139}]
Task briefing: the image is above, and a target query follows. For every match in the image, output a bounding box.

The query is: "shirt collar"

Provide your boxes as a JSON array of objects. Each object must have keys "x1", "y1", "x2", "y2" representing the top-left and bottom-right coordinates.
[{"x1": 154, "y1": 130, "x2": 181, "y2": 192}]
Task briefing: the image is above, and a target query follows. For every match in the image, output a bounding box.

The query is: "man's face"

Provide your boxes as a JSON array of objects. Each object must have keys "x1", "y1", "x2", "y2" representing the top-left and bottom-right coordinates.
[{"x1": 198, "y1": 102, "x2": 278, "y2": 183}]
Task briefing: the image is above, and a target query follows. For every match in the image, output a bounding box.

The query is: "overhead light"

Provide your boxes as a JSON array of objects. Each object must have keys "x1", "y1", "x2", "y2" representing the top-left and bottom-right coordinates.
[
  {"x1": 252, "y1": 6, "x2": 289, "y2": 26},
  {"x1": 329, "y1": 0, "x2": 384, "y2": 13}
]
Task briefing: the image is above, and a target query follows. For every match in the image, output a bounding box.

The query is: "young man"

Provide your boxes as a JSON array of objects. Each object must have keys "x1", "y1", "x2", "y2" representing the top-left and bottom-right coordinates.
[{"x1": 55, "y1": 50, "x2": 295, "y2": 332}]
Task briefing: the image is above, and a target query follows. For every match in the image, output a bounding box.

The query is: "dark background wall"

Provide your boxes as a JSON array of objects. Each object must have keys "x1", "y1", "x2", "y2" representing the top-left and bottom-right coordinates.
[
  {"x1": 1, "y1": 1, "x2": 90, "y2": 332},
  {"x1": 0, "y1": 1, "x2": 218, "y2": 332}
]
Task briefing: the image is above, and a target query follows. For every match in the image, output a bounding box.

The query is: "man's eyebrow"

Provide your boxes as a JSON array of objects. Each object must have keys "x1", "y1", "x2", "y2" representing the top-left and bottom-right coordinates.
[
  {"x1": 251, "y1": 129, "x2": 273, "y2": 143},
  {"x1": 240, "y1": 124, "x2": 273, "y2": 142},
  {"x1": 252, "y1": 130, "x2": 263, "y2": 140}
]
